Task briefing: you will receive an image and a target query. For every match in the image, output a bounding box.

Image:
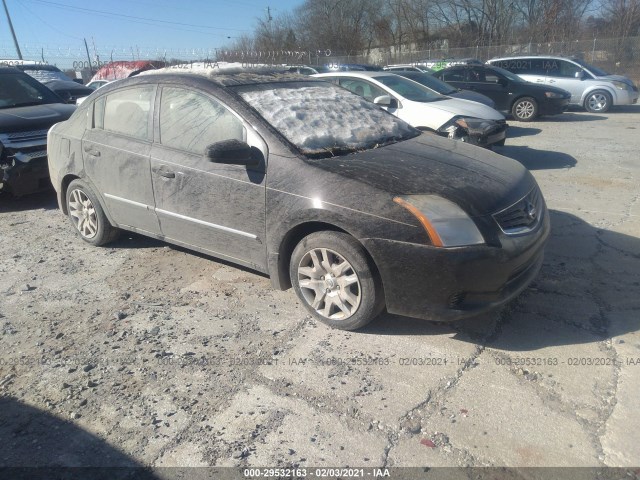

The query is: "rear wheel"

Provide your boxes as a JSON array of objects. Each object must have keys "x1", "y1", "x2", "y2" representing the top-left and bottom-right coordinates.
[
  {"x1": 66, "y1": 179, "x2": 119, "y2": 246},
  {"x1": 290, "y1": 231, "x2": 384, "y2": 330},
  {"x1": 584, "y1": 90, "x2": 612, "y2": 113},
  {"x1": 511, "y1": 97, "x2": 538, "y2": 121}
]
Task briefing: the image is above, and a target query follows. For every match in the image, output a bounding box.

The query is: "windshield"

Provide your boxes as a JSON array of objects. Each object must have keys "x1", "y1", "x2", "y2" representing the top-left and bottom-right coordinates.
[
  {"x1": 20, "y1": 65, "x2": 72, "y2": 84},
  {"x1": 0, "y1": 72, "x2": 62, "y2": 109},
  {"x1": 572, "y1": 58, "x2": 609, "y2": 76},
  {"x1": 489, "y1": 66, "x2": 524, "y2": 83},
  {"x1": 372, "y1": 75, "x2": 443, "y2": 102},
  {"x1": 396, "y1": 72, "x2": 457, "y2": 95},
  {"x1": 234, "y1": 81, "x2": 419, "y2": 158}
]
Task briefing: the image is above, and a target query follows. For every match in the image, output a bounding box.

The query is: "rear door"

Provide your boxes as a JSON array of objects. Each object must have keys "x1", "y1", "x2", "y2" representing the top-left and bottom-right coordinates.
[
  {"x1": 82, "y1": 85, "x2": 161, "y2": 234},
  {"x1": 150, "y1": 85, "x2": 268, "y2": 269}
]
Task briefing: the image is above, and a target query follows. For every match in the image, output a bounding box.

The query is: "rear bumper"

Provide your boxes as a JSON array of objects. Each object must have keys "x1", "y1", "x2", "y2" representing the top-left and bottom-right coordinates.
[{"x1": 362, "y1": 209, "x2": 550, "y2": 321}]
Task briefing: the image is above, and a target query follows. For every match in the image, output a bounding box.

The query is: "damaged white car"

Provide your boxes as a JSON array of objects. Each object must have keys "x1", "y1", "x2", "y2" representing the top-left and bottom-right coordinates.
[{"x1": 314, "y1": 71, "x2": 508, "y2": 148}]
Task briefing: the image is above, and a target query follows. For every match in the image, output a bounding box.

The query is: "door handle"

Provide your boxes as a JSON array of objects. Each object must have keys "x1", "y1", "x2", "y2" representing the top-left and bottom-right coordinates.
[
  {"x1": 549, "y1": 79, "x2": 556, "y2": 83},
  {"x1": 153, "y1": 166, "x2": 176, "y2": 179},
  {"x1": 83, "y1": 145, "x2": 100, "y2": 157},
  {"x1": 536, "y1": 79, "x2": 544, "y2": 83}
]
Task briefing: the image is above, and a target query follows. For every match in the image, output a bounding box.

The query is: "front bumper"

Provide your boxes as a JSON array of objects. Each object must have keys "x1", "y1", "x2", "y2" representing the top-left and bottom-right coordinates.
[
  {"x1": 539, "y1": 97, "x2": 570, "y2": 116},
  {"x1": 362, "y1": 209, "x2": 550, "y2": 321},
  {"x1": 1, "y1": 153, "x2": 51, "y2": 196},
  {"x1": 613, "y1": 88, "x2": 639, "y2": 106},
  {"x1": 446, "y1": 120, "x2": 508, "y2": 148}
]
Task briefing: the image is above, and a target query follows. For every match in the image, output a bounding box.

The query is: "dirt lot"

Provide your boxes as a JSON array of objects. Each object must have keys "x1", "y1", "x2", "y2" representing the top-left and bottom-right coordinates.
[{"x1": 1, "y1": 105, "x2": 639, "y2": 477}]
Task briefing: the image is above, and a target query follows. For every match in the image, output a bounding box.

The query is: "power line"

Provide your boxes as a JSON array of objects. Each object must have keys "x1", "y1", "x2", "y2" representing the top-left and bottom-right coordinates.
[
  {"x1": 24, "y1": 0, "x2": 250, "y2": 33},
  {"x1": 16, "y1": 0, "x2": 82, "y2": 40}
]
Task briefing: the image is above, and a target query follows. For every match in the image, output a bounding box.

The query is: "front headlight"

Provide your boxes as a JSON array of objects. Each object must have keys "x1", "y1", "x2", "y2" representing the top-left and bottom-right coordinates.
[
  {"x1": 544, "y1": 91, "x2": 564, "y2": 98},
  {"x1": 612, "y1": 80, "x2": 630, "y2": 90},
  {"x1": 394, "y1": 195, "x2": 485, "y2": 247}
]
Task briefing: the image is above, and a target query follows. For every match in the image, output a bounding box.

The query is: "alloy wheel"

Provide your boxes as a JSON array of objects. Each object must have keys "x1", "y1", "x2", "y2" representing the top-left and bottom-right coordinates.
[
  {"x1": 297, "y1": 248, "x2": 361, "y2": 320},
  {"x1": 515, "y1": 100, "x2": 535, "y2": 119},
  {"x1": 588, "y1": 93, "x2": 608, "y2": 112},
  {"x1": 68, "y1": 189, "x2": 98, "y2": 239}
]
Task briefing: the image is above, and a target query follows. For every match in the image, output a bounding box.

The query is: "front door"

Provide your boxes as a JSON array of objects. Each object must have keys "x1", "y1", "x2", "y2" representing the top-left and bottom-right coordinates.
[{"x1": 150, "y1": 86, "x2": 267, "y2": 270}]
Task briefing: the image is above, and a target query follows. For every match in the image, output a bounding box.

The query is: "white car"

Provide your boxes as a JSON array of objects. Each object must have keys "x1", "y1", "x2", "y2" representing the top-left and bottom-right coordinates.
[{"x1": 314, "y1": 71, "x2": 508, "y2": 148}]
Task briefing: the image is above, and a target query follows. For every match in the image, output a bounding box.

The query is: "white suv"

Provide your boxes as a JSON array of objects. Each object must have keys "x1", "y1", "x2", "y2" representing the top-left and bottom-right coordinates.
[{"x1": 487, "y1": 56, "x2": 638, "y2": 113}]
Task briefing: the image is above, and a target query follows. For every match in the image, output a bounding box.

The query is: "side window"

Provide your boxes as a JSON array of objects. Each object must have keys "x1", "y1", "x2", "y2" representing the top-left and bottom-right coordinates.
[
  {"x1": 103, "y1": 86, "x2": 154, "y2": 140},
  {"x1": 159, "y1": 87, "x2": 245, "y2": 154},
  {"x1": 338, "y1": 79, "x2": 386, "y2": 102},
  {"x1": 541, "y1": 59, "x2": 560, "y2": 76},
  {"x1": 528, "y1": 59, "x2": 546, "y2": 75},
  {"x1": 558, "y1": 60, "x2": 582, "y2": 78},
  {"x1": 468, "y1": 68, "x2": 486, "y2": 82},
  {"x1": 441, "y1": 69, "x2": 465, "y2": 82},
  {"x1": 93, "y1": 96, "x2": 105, "y2": 129}
]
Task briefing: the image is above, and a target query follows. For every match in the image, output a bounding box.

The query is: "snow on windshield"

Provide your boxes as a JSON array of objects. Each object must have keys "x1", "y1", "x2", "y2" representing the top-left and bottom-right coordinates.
[{"x1": 239, "y1": 84, "x2": 416, "y2": 156}]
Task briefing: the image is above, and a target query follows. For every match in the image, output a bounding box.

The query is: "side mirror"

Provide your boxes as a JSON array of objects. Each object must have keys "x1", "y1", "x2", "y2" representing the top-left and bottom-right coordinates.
[
  {"x1": 574, "y1": 70, "x2": 585, "y2": 79},
  {"x1": 498, "y1": 78, "x2": 508, "y2": 87},
  {"x1": 374, "y1": 95, "x2": 398, "y2": 108},
  {"x1": 205, "y1": 139, "x2": 257, "y2": 166}
]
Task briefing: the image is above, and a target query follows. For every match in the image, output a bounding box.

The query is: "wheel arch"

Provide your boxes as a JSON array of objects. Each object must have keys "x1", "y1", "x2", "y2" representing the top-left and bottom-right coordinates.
[
  {"x1": 60, "y1": 174, "x2": 81, "y2": 215},
  {"x1": 270, "y1": 220, "x2": 379, "y2": 291},
  {"x1": 580, "y1": 87, "x2": 615, "y2": 107}
]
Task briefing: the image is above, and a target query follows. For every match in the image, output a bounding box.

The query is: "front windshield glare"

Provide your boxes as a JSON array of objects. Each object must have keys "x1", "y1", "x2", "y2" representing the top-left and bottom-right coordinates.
[
  {"x1": 237, "y1": 82, "x2": 418, "y2": 157},
  {"x1": 0, "y1": 73, "x2": 57, "y2": 109},
  {"x1": 489, "y1": 66, "x2": 520, "y2": 82},
  {"x1": 374, "y1": 75, "x2": 443, "y2": 102}
]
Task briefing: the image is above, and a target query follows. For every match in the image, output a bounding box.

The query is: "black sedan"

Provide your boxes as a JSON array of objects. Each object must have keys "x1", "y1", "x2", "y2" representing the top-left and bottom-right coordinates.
[
  {"x1": 393, "y1": 70, "x2": 496, "y2": 108},
  {"x1": 47, "y1": 71, "x2": 549, "y2": 330},
  {"x1": 433, "y1": 65, "x2": 571, "y2": 121}
]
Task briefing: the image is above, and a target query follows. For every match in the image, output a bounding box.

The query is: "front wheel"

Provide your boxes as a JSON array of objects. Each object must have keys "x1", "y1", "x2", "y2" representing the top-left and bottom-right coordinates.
[
  {"x1": 511, "y1": 97, "x2": 538, "y2": 121},
  {"x1": 584, "y1": 90, "x2": 612, "y2": 113},
  {"x1": 290, "y1": 231, "x2": 384, "y2": 330},
  {"x1": 66, "y1": 179, "x2": 120, "y2": 246}
]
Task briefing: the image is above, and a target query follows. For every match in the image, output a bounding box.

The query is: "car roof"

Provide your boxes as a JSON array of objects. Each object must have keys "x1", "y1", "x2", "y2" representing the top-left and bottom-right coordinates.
[
  {"x1": 314, "y1": 71, "x2": 393, "y2": 79},
  {"x1": 488, "y1": 55, "x2": 577, "y2": 61},
  {"x1": 88, "y1": 69, "x2": 320, "y2": 98}
]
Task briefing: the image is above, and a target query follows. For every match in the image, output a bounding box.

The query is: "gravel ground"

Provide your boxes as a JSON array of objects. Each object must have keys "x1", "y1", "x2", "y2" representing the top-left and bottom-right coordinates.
[{"x1": 1, "y1": 105, "x2": 639, "y2": 477}]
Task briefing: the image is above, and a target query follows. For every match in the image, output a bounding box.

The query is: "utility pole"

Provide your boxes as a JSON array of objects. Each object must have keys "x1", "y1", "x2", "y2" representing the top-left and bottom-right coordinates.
[
  {"x1": 84, "y1": 38, "x2": 93, "y2": 74},
  {"x1": 2, "y1": 0, "x2": 23, "y2": 60}
]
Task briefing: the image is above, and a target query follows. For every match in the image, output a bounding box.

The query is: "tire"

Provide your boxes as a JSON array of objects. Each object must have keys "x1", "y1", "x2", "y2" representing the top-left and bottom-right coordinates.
[
  {"x1": 584, "y1": 90, "x2": 612, "y2": 113},
  {"x1": 290, "y1": 231, "x2": 384, "y2": 330},
  {"x1": 65, "y1": 179, "x2": 119, "y2": 246},
  {"x1": 511, "y1": 97, "x2": 538, "y2": 121}
]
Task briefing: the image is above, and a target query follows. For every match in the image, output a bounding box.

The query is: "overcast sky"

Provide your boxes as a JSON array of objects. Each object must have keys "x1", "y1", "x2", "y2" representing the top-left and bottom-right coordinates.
[{"x1": 0, "y1": 0, "x2": 302, "y2": 63}]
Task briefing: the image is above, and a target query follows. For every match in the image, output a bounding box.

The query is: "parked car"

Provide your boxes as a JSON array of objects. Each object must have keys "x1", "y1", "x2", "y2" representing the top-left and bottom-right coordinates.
[
  {"x1": 314, "y1": 71, "x2": 507, "y2": 147},
  {"x1": 286, "y1": 65, "x2": 319, "y2": 75},
  {"x1": 11, "y1": 62, "x2": 93, "y2": 104},
  {"x1": 487, "y1": 55, "x2": 639, "y2": 113},
  {"x1": 48, "y1": 71, "x2": 549, "y2": 330},
  {"x1": 393, "y1": 70, "x2": 496, "y2": 108},
  {"x1": 433, "y1": 64, "x2": 571, "y2": 121},
  {"x1": 86, "y1": 80, "x2": 110, "y2": 90},
  {"x1": 0, "y1": 67, "x2": 75, "y2": 196},
  {"x1": 326, "y1": 63, "x2": 383, "y2": 71},
  {"x1": 384, "y1": 64, "x2": 435, "y2": 73}
]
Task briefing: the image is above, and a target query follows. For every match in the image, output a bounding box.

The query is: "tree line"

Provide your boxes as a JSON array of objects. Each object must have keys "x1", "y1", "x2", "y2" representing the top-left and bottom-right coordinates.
[{"x1": 225, "y1": 0, "x2": 640, "y2": 56}]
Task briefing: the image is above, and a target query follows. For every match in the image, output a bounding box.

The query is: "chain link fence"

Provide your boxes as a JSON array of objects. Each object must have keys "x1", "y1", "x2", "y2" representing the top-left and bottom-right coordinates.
[{"x1": 1, "y1": 36, "x2": 639, "y2": 82}]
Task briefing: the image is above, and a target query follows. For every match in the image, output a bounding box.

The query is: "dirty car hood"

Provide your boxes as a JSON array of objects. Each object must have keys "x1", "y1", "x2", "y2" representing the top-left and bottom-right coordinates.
[
  {"x1": 310, "y1": 134, "x2": 535, "y2": 216},
  {"x1": 0, "y1": 103, "x2": 76, "y2": 132}
]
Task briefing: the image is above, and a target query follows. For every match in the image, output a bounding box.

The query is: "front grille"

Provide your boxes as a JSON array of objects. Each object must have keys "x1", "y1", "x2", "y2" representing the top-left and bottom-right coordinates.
[
  {"x1": 493, "y1": 187, "x2": 544, "y2": 235},
  {"x1": 2, "y1": 129, "x2": 49, "y2": 142}
]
